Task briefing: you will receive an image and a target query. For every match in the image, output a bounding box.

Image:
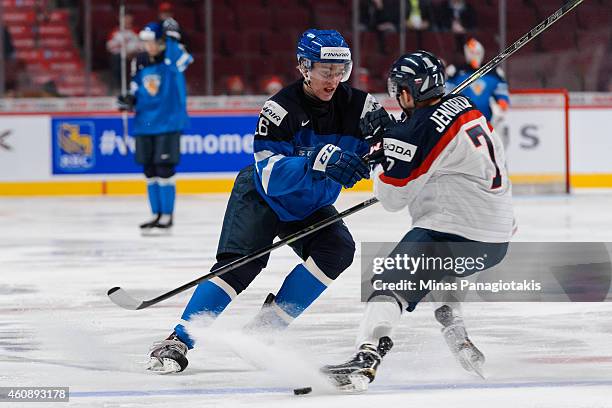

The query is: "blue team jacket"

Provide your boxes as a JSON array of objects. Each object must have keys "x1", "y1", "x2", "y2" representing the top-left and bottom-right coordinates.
[
  {"x1": 130, "y1": 38, "x2": 193, "y2": 136},
  {"x1": 446, "y1": 65, "x2": 509, "y2": 122}
]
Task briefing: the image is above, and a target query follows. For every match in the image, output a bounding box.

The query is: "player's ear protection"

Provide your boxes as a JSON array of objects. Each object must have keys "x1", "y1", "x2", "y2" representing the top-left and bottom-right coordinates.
[{"x1": 298, "y1": 58, "x2": 312, "y2": 86}]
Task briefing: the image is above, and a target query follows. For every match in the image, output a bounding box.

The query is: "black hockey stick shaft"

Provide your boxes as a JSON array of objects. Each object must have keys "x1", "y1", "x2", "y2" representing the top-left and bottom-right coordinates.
[
  {"x1": 107, "y1": 197, "x2": 380, "y2": 309},
  {"x1": 108, "y1": 0, "x2": 582, "y2": 310}
]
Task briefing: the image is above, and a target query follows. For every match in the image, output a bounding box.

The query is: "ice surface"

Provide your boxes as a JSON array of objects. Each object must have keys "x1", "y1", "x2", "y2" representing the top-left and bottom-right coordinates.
[{"x1": 1, "y1": 192, "x2": 612, "y2": 407}]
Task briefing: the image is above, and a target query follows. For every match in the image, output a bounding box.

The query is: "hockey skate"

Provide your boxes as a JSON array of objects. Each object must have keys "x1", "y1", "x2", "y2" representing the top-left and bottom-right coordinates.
[
  {"x1": 141, "y1": 214, "x2": 173, "y2": 236},
  {"x1": 139, "y1": 214, "x2": 161, "y2": 230},
  {"x1": 146, "y1": 333, "x2": 189, "y2": 374},
  {"x1": 435, "y1": 305, "x2": 485, "y2": 378},
  {"x1": 321, "y1": 336, "x2": 393, "y2": 392},
  {"x1": 242, "y1": 293, "x2": 289, "y2": 334}
]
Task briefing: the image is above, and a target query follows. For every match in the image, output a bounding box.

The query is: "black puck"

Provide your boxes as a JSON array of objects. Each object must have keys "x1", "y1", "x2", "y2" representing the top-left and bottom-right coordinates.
[{"x1": 293, "y1": 387, "x2": 312, "y2": 395}]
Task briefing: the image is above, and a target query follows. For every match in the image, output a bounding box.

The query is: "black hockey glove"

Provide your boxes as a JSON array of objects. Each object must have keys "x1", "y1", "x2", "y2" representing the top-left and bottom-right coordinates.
[
  {"x1": 162, "y1": 18, "x2": 181, "y2": 41},
  {"x1": 360, "y1": 108, "x2": 395, "y2": 141},
  {"x1": 360, "y1": 109, "x2": 396, "y2": 168},
  {"x1": 117, "y1": 94, "x2": 136, "y2": 112},
  {"x1": 308, "y1": 144, "x2": 370, "y2": 189}
]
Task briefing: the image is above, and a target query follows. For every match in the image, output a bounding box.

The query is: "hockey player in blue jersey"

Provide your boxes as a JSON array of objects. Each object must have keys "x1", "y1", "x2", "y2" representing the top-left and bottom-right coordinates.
[
  {"x1": 446, "y1": 38, "x2": 510, "y2": 127},
  {"x1": 117, "y1": 20, "x2": 192, "y2": 234},
  {"x1": 146, "y1": 29, "x2": 388, "y2": 374}
]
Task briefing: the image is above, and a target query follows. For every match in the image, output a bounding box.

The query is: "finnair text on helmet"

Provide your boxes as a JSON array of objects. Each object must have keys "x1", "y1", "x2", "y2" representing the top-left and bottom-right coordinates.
[
  {"x1": 430, "y1": 96, "x2": 473, "y2": 133},
  {"x1": 320, "y1": 47, "x2": 351, "y2": 60}
]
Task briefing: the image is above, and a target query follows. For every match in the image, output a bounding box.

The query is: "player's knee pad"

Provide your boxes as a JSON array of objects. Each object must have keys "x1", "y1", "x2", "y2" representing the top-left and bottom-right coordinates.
[
  {"x1": 213, "y1": 253, "x2": 266, "y2": 295},
  {"x1": 144, "y1": 165, "x2": 157, "y2": 178},
  {"x1": 155, "y1": 164, "x2": 176, "y2": 179},
  {"x1": 308, "y1": 227, "x2": 355, "y2": 280}
]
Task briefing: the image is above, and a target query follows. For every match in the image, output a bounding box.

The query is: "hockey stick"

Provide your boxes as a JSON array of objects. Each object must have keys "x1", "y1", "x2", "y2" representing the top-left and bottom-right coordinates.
[
  {"x1": 107, "y1": 197, "x2": 380, "y2": 309},
  {"x1": 119, "y1": 0, "x2": 129, "y2": 145},
  {"x1": 107, "y1": 0, "x2": 583, "y2": 310}
]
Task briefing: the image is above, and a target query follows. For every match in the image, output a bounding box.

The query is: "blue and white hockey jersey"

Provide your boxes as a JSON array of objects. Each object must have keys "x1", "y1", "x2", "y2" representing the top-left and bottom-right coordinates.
[
  {"x1": 446, "y1": 65, "x2": 509, "y2": 122},
  {"x1": 130, "y1": 38, "x2": 193, "y2": 136},
  {"x1": 253, "y1": 80, "x2": 381, "y2": 221}
]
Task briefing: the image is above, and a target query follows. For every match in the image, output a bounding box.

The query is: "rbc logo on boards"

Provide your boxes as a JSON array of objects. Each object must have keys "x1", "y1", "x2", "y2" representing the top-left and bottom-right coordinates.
[{"x1": 55, "y1": 121, "x2": 95, "y2": 171}]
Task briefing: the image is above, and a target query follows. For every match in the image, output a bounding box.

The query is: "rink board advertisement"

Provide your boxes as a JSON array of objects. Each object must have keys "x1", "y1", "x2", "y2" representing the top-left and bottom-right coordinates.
[
  {"x1": 0, "y1": 116, "x2": 50, "y2": 181},
  {"x1": 50, "y1": 115, "x2": 257, "y2": 175},
  {"x1": 1, "y1": 91, "x2": 612, "y2": 194}
]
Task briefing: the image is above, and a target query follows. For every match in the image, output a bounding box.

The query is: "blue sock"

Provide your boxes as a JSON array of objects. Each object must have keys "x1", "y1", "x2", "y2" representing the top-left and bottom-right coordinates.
[
  {"x1": 274, "y1": 259, "x2": 331, "y2": 321},
  {"x1": 174, "y1": 279, "x2": 234, "y2": 348},
  {"x1": 159, "y1": 178, "x2": 176, "y2": 215},
  {"x1": 146, "y1": 177, "x2": 160, "y2": 215}
]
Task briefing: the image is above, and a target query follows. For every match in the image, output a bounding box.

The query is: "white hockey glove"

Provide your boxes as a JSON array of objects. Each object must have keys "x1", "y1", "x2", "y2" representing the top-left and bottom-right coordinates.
[{"x1": 489, "y1": 98, "x2": 507, "y2": 129}]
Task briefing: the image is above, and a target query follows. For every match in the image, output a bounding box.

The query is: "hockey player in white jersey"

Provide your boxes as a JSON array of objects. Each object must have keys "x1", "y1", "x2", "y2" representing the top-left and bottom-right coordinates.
[{"x1": 321, "y1": 51, "x2": 513, "y2": 392}]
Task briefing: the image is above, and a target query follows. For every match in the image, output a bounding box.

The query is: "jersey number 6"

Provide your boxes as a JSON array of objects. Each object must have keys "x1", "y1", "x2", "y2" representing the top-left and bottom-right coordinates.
[{"x1": 466, "y1": 124, "x2": 502, "y2": 189}]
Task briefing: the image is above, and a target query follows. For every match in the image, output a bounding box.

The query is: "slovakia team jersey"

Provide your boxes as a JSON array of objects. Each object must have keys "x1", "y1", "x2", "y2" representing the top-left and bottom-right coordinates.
[
  {"x1": 253, "y1": 80, "x2": 378, "y2": 221},
  {"x1": 446, "y1": 65, "x2": 509, "y2": 122},
  {"x1": 374, "y1": 94, "x2": 514, "y2": 242},
  {"x1": 130, "y1": 38, "x2": 193, "y2": 136}
]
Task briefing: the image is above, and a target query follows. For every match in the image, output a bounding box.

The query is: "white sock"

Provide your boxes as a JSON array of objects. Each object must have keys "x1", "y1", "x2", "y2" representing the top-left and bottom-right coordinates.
[
  {"x1": 159, "y1": 214, "x2": 172, "y2": 224},
  {"x1": 355, "y1": 296, "x2": 402, "y2": 347}
]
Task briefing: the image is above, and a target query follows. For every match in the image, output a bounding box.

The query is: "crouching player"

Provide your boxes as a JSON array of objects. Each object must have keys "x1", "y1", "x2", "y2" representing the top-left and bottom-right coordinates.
[
  {"x1": 146, "y1": 29, "x2": 387, "y2": 374},
  {"x1": 322, "y1": 51, "x2": 514, "y2": 391}
]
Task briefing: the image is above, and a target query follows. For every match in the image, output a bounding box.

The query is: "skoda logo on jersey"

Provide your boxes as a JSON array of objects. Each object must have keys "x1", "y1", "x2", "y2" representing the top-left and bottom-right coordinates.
[
  {"x1": 143, "y1": 74, "x2": 161, "y2": 96},
  {"x1": 383, "y1": 138, "x2": 417, "y2": 162},
  {"x1": 55, "y1": 121, "x2": 95, "y2": 171}
]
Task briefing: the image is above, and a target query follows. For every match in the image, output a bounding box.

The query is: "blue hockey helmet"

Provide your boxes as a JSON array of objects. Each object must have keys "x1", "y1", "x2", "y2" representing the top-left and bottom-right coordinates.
[
  {"x1": 387, "y1": 51, "x2": 446, "y2": 102},
  {"x1": 139, "y1": 22, "x2": 163, "y2": 41},
  {"x1": 296, "y1": 29, "x2": 352, "y2": 82}
]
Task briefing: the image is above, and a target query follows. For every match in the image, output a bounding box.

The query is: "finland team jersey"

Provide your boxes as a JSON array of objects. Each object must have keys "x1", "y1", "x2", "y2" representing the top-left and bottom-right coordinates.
[
  {"x1": 253, "y1": 80, "x2": 379, "y2": 221},
  {"x1": 374, "y1": 94, "x2": 514, "y2": 242},
  {"x1": 446, "y1": 65, "x2": 509, "y2": 122},
  {"x1": 130, "y1": 38, "x2": 193, "y2": 136}
]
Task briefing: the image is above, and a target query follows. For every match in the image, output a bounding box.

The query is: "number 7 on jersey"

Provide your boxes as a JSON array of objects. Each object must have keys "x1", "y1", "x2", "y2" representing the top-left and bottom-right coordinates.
[{"x1": 466, "y1": 124, "x2": 502, "y2": 189}]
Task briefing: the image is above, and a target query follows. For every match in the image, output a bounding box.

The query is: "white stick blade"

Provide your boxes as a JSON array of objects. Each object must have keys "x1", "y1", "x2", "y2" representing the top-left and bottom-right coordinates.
[{"x1": 107, "y1": 287, "x2": 143, "y2": 310}]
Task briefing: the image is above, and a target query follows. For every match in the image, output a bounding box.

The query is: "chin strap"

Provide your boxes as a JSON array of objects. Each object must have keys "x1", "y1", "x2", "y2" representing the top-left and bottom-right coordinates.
[{"x1": 302, "y1": 70, "x2": 312, "y2": 88}]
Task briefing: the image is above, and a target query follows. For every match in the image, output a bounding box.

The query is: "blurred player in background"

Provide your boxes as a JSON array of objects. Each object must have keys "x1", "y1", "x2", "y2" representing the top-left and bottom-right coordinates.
[
  {"x1": 117, "y1": 20, "x2": 192, "y2": 234},
  {"x1": 146, "y1": 29, "x2": 388, "y2": 374},
  {"x1": 446, "y1": 38, "x2": 509, "y2": 128},
  {"x1": 322, "y1": 51, "x2": 513, "y2": 392}
]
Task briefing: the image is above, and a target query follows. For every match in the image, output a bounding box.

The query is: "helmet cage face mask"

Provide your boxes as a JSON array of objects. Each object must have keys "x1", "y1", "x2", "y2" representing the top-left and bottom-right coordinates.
[{"x1": 464, "y1": 38, "x2": 485, "y2": 68}]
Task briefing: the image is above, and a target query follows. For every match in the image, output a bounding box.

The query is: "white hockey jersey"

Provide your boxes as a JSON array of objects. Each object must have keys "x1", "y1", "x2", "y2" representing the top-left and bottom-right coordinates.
[{"x1": 373, "y1": 94, "x2": 514, "y2": 243}]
